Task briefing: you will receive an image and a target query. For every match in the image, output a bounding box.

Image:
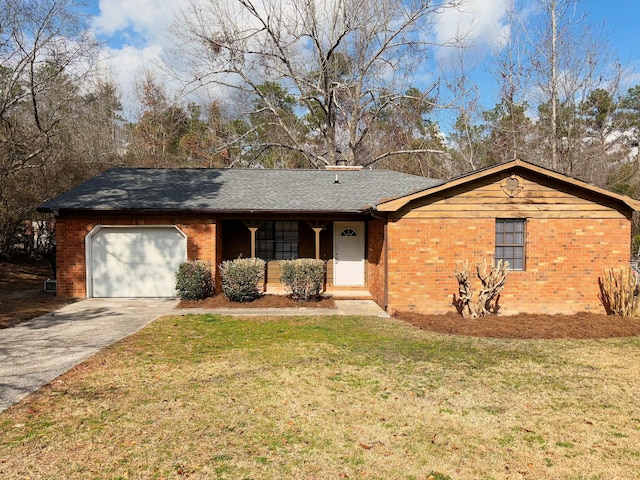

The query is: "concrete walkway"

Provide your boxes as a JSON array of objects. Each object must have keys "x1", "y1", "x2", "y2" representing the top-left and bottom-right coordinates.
[
  {"x1": 0, "y1": 298, "x2": 178, "y2": 412},
  {"x1": 173, "y1": 299, "x2": 388, "y2": 317},
  {"x1": 0, "y1": 297, "x2": 386, "y2": 412}
]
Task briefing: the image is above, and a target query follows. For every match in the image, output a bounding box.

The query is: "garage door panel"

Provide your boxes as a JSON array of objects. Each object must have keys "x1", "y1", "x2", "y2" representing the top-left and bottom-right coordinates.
[
  {"x1": 95, "y1": 241, "x2": 183, "y2": 264},
  {"x1": 90, "y1": 227, "x2": 186, "y2": 297},
  {"x1": 93, "y1": 271, "x2": 175, "y2": 297}
]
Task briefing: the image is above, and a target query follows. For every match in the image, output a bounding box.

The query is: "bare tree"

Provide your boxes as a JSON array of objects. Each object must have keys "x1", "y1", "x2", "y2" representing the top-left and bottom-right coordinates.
[
  {"x1": 441, "y1": 44, "x2": 488, "y2": 174},
  {"x1": 69, "y1": 78, "x2": 126, "y2": 170},
  {"x1": 0, "y1": 0, "x2": 101, "y2": 255},
  {"x1": 171, "y1": 0, "x2": 461, "y2": 168},
  {"x1": 518, "y1": 0, "x2": 621, "y2": 177},
  {"x1": 126, "y1": 71, "x2": 192, "y2": 167},
  {"x1": 0, "y1": 0, "x2": 98, "y2": 174},
  {"x1": 483, "y1": 2, "x2": 533, "y2": 165},
  {"x1": 454, "y1": 259, "x2": 510, "y2": 318}
]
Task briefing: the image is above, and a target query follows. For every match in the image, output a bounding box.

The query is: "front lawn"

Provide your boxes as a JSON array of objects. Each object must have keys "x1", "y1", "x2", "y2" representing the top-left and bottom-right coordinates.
[{"x1": 1, "y1": 314, "x2": 639, "y2": 479}]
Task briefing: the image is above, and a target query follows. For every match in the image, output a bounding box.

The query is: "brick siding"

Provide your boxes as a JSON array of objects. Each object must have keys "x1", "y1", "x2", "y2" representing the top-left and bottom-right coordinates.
[
  {"x1": 55, "y1": 209, "x2": 632, "y2": 314},
  {"x1": 55, "y1": 214, "x2": 218, "y2": 298},
  {"x1": 385, "y1": 217, "x2": 630, "y2": 315}
]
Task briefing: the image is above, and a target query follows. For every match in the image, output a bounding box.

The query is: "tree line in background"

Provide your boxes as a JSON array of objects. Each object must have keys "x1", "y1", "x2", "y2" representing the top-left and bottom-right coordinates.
[{"x1": 1, "y1": 0, "x2": 639, "y2": 257}]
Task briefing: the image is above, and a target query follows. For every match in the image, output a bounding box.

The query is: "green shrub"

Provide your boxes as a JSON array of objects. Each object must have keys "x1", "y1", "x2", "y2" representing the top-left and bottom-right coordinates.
[
  {"x1": 175, "y1": 260, "x2": 214, "y2": 300},
  {"x1": 219, "y1": 257, "x2": 266, "y2": 302},
  {"x1": 279, "y1": 258, "x2": 325, "y2": 301}
]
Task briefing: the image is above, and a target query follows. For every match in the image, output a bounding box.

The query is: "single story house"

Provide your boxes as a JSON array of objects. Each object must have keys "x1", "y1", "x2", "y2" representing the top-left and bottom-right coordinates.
[{"x1": 38, "y1": 159, "x2": 640, "y2": 315}]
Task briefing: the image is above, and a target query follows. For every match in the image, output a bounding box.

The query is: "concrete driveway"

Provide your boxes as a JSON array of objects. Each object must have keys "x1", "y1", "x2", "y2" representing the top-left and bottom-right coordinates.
[{"x1": 0, "y1": 298, "x2": 178, "y2": 412}]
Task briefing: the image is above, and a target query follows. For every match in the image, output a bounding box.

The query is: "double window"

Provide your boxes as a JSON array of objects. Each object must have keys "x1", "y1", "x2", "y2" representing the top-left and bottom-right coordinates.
[
  {"x1": 256, "y1": 221, "x2": 299, "y2": 260},
  {"x1": 495, "y1": 219, "x2": 525, "y2": 270}
]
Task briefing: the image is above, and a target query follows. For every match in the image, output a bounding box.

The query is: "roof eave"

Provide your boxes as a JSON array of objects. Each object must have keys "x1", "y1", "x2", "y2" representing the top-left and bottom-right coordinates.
[{"x1": 41, "y1": 207, "x2": 372, "y2": 216}]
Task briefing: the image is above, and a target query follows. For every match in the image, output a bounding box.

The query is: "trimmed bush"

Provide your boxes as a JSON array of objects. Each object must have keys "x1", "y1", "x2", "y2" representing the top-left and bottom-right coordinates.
[
  {"x1": 219, "y1": 257, "x2": 266, "y2": 302},
  {"x1": 175, "y1": 260, "x2": 214, "y2": 300},
  {"x1": 279, "y1": 258, "x2": 325, "y2": 301}
]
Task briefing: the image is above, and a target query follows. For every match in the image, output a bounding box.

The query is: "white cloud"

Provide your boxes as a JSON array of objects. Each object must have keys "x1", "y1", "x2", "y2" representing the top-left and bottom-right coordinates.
[
  {"x1": 620, "y1": 62, "x2": 640, "y2": 92},
  {"x1": 92, "y1": 0, "x2": 178, "y2": 41},
  {"x1": 434, "y1": 0, "x2": 511, "y2": 59},
  {"x1": 98, "y1": 44, "x2": 164, "y2": 113},
  {"x1": 91, "y1": 0, "x2": 193, "y2": 117}
]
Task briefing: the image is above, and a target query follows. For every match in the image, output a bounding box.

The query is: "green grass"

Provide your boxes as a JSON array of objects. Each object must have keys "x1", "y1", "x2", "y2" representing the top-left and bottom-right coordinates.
[{"x1": 1, "y1": 314, "x2": 640, "y2": 479}]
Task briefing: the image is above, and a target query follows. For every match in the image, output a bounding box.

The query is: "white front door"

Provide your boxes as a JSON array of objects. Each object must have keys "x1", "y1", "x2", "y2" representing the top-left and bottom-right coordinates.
[{"x1": 334, "y1": 221, "x2": 365, "y2": 286}]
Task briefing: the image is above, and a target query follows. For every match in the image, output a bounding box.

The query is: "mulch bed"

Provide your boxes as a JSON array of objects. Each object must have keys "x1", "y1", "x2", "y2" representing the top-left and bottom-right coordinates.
[
  {"x1": 395, "y1": 311, "x2": 640, "y2": 339},
  {"x1": 178, "y1": 293, "x2": 336, "y2": 309}
]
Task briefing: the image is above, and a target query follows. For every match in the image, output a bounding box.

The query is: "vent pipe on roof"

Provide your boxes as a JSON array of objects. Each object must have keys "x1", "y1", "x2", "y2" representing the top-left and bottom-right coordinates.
[{"x1": 334, "y1": 174, "x2": 340, "y2": 184}]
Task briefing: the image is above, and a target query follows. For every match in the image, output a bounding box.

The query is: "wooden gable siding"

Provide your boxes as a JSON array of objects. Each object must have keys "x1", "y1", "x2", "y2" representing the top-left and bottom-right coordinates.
[{"x1": 391, "y1": 172, "x2": 628, "y2": 220}]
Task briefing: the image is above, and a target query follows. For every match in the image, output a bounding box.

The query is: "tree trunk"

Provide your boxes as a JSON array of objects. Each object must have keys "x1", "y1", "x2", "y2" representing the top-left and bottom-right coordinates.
[{"x1": 454, "y1": 259, "x2": 510, "y2": 318}]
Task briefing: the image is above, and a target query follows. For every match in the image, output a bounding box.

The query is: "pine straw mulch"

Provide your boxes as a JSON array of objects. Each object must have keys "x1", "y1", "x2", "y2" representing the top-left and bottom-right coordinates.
[
  {"x1": 178, "y1": 293, "x2": 336, "y2": 309},
  {"x1": 395, "y1": 310, "x2": 640, "y2": 339}
]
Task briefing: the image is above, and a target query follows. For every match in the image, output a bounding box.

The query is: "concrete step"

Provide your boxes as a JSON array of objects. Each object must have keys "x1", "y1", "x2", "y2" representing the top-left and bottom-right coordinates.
[{"x1": 329, "y1": 290, "x2": 372, "y2": 300}]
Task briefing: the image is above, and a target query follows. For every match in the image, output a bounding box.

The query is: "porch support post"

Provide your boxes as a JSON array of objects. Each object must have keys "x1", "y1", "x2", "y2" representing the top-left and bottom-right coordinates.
[
  {"x1": 312, "y1": 228, "x2": 323, "y2": 260},
  {"x1": 249, "y1": 228, "x2": 258, "y2": 258},
  {"x1": 242, "y1": 221, "x2": 263, "y2": 258},
  {"x1": 306, "y1": 221, "x2": 328, "y2": 260}
]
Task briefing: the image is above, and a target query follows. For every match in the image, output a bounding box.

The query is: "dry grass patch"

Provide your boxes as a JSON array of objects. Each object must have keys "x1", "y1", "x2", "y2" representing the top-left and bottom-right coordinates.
[{"x1": 1, "y1": 315, "x2": 640, "y2": 479}]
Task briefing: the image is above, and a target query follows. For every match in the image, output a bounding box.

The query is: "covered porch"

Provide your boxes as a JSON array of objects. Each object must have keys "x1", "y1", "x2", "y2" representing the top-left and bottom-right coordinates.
[{"x1": 219, "y1": 217, "x2": 371, "y2": 295}]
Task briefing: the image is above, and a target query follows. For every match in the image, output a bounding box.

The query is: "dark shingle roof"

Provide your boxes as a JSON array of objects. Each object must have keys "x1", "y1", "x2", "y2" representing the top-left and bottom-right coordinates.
[{"x1": 39, "y1": 168, "x2": 443, "y2": 214}]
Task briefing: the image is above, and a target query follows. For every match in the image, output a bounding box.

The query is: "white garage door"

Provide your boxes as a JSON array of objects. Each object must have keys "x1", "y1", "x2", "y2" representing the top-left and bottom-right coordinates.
[{"x1": 90, "y1": 227, "x2": 187, "y2": 297}]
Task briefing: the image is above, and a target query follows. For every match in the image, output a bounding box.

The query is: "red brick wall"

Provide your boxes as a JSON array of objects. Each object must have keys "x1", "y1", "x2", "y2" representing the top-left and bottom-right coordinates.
[
  {"x1": 56, "y1": 217, "x2": 94, "y2": 298},
  {"x1": 386, "y1": 217, "x2": 631, "y2": 315},
  {"x1": 55, "y1": 214, "x2": 218, "y2": 298},
  {"x1": 367, "y1": 219, "x2": 386, "y2": 308}
]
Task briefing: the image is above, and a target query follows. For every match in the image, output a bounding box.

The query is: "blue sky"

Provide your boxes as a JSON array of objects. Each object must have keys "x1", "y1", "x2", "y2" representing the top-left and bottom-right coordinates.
[
  {"x1": 589, "y1": 0, "x2": 639, "y2": 63},
  {"x1": 84, "y1": 0, "x2": 640, "y2": 120}
]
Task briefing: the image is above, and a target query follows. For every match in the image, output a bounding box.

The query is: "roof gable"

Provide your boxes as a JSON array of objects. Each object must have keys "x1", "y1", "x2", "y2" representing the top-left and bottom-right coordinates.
[{"x1": 376, "y1": 159, "x2": 640, "y2": 213}]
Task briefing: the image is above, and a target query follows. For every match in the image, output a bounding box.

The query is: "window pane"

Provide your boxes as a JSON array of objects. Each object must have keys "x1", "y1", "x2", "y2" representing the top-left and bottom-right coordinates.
[{"x1": 505, "y1": 232, "x2": 514, "y2": 244}]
